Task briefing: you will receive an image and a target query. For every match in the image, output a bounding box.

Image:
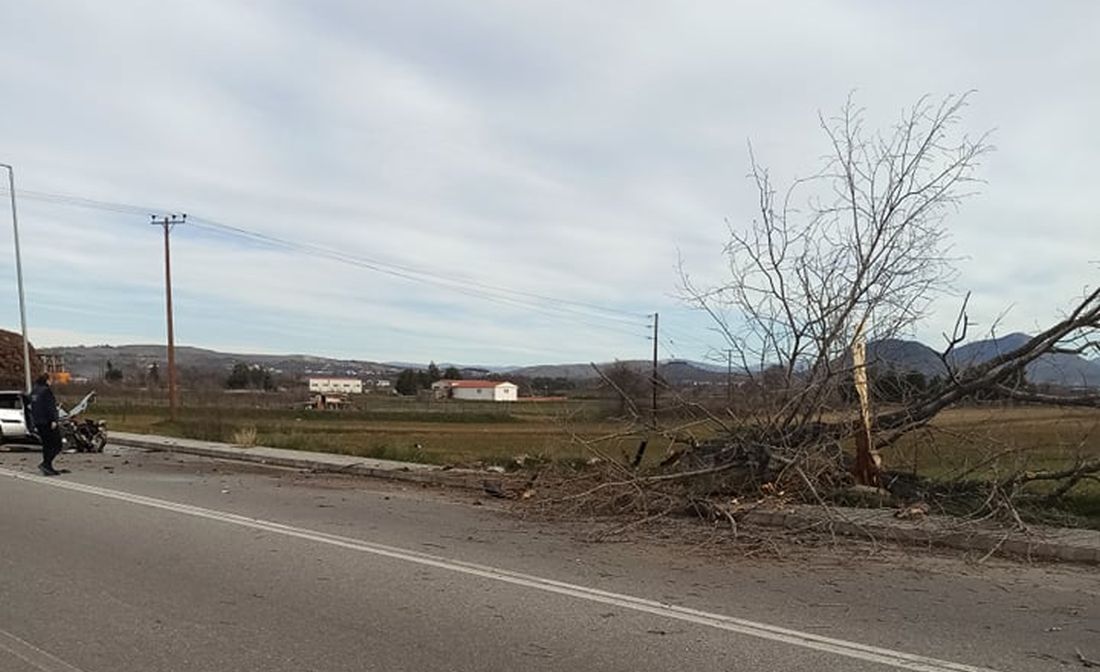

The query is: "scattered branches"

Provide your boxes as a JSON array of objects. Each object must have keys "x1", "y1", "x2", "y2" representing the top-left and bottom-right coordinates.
[{"x1": 569, "y1": 93, "x2": 1099, "y2": 531}]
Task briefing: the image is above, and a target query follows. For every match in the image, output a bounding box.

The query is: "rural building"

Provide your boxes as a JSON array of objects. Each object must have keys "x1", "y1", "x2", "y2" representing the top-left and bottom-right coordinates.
[
  {"x1": 305, "y1": 393, "x2": 347, "y2": 410},
  {"x1": 308, "y1": 377, "x2": 363, "y2": 394},
  {"x1": 431, "y1": 379, "x2": 518, "y2": 402}
]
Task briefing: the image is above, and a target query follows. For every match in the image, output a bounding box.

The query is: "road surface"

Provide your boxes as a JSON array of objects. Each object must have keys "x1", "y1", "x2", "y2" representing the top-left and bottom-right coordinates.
[{"x1": 0, "y1": 446, "x2": 1096, "y2": 671}]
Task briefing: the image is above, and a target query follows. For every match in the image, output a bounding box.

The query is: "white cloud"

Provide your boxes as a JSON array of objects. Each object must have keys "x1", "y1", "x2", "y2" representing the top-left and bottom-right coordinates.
[{"x1": 1, "y1": 0, "x2": 1097, "y2": 364}]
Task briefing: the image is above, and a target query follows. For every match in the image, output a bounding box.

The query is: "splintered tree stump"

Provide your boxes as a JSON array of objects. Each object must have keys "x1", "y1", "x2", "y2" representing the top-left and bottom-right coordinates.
[{"x1": 852, "y1": 426, "x2": 881, "y2": 487}]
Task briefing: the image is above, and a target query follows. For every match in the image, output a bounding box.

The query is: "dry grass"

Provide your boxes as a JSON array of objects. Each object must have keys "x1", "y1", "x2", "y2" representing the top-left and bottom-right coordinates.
[
  {"x1": 888, "y1": 406, "x2": 1100, "y2": 478},
  {"x1": 71, "y1": 392, "x2": 1100, "y2": 526},
  {"x1": 231, "y1": 425, "x2": 258, "y2": 447},
  {"x1": 880, "y1": 406, "x2": 1100, "y2": 528},
  {"x1": 80, "y1": 393, "x2": 1100, "y2": 517},
  {"x1": 89, "y1": 405, "x2": 622, "y2": 467},
  {"x1": 86, "y1": 396, "x2": 1099, "y2": 470}
]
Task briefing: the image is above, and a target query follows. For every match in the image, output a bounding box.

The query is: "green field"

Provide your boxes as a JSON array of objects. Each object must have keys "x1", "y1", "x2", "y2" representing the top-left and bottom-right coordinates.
[
  {"x1": 888, "y1": 406, "x2": 1100, "y2": 477},
  {"x1": 886, "y1": 406, "x2": 1100, "y2": 527},
  {"x1": 78, "y1": 392, "x2": 627, "y2": 467}
]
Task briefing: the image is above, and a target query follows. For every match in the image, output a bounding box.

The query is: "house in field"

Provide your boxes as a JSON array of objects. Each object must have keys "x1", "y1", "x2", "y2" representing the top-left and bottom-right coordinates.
[
  {"x1": 308, "y1": 377, "x2": 363, "y2": 395},
  {"x1": 431, "y1": 379, "x2": 519, "y2": 402}
]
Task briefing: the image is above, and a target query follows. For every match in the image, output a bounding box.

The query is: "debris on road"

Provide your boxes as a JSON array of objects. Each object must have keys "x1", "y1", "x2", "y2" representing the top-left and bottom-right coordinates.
[
  {"x1": 482, "y1": 480, "x2": 507, "y2": 498},
  {"x1": 895, "y1": 502, "x2": 930, "y2": 520}
]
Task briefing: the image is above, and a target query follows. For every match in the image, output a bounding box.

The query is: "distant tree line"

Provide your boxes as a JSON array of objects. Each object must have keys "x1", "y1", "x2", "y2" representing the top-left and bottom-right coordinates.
[
  {"x1": 104, "y1": 359, "x2": 123, "y2": 383},
  {"x1": 838, "y1": 367, "x2": 937, "y2": 404},
  {"x1": 527, "y1": 376, "x2": 576, "y2": 395},
  {"x1": 394, "y1": 362, "x2": 462, "y2": 395},
  {"x1": 225, "y1": 362, "x2": 275, "y2": 391},
  {"x1": 391, "y1": 363, "x2": 579, "y2": 397},
  {"x1": 839, "y1": 366, "x2": 1031, "y2": 404}
]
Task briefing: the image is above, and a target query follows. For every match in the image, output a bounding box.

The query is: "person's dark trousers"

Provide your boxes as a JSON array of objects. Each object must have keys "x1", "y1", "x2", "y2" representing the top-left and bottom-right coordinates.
[{"x1": 36, "y1": 424, "x2": 62, "y2": 471}]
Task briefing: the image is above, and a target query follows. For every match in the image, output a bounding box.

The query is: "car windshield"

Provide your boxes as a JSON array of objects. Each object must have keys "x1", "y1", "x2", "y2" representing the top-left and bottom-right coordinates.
[{"x1": 0, "y1": 395, "x2": 23, "y2": 410}]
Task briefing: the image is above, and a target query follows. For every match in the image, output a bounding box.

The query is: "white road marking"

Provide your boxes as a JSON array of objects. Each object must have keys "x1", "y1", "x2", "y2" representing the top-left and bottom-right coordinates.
[
  {"x1": 1, "y1": 467, "x2": 1000, "y2": 672},
  {"x1": 0, "y1": 628, "x2": 87, "y2": 672}
]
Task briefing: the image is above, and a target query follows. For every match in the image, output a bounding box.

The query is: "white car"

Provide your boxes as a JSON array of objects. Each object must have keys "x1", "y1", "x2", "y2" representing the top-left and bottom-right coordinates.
[{"x1": 0, "y1": 390, "x2": 33, "y2": 444}]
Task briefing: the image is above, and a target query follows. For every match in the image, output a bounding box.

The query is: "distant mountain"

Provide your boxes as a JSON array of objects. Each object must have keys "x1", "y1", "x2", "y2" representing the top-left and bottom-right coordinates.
[
  {"x1": 383, "y1": 362, "x2": 516, "y2": 374},
  {"x1": 858, "y1": 333, "x2": 1100, "y2": 388},
  {"x1": 41, "y1": 344, "x2": 400, "y2": 380},
  {"x1": 864, "y1": 339, "x2": 948, "y2": 378},
  {"x1": 948, "y1": 333, "x2": 1100, "y2": 388},
  {"x1": 38, "y1": 337, "x2": 1100, "y2": 388},
  {"x1": 506, "y1": 363, "x2": 604, "y2": 379},
  {"x1": 949, "y1": 332, "x2": 1033, "y2": 367},
  {"x1": 658, "y1": 360, "x2": 730, "y2": 384}
]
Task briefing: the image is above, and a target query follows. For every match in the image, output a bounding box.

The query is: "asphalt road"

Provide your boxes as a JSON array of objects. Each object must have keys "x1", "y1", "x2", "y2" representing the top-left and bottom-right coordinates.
[{"x1": 0, "y1": 447, "x2": 1096, "y2": 672}]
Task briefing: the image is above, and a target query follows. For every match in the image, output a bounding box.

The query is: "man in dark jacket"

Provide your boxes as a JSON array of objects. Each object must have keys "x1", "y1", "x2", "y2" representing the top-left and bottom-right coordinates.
[{"x1": 30, "y1": 374, "x2": 62, "y2": 476}]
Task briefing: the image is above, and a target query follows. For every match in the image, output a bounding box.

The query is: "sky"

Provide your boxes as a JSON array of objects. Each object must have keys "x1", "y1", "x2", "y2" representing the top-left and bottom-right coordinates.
[{"x1": 0, "y1": 1, "x2": 1097, "y2": 366}]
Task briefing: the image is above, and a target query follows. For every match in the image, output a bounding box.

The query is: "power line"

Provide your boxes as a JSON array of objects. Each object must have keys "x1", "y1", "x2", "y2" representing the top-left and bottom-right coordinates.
[
  {"x1": 194, "y1": 215, "x2": 644, "y2": 322},
  {"x1": 658, "y1": 336, "x2": 681, "y2": 360},
  {"x1": 186, "y1": 215, "x2": 649, "y2": 333},
  {"x1": 2, "y1": 186, "x2": 653, "y2": 337},
  {"x1": 4, "y1": 187, "x2": 646, "y2": 320},
  {"x1": 661, "y1": 326, "x2": 721, "y2": 358},
  {"x1": 4, "y1": 189, "x2": 150, "y2": 216}
]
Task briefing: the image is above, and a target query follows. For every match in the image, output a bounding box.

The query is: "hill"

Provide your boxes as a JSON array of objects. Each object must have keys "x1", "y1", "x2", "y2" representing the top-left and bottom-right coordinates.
[
  {"x1": 865, "y1": 339, "x2": 948, "y2": 378},
  {"x1": 41, "y1": 345, "x2": 730, "y2": 387},
  {"x1": 38, "y1": 336, "x2": 1100, "y2": 389},
  {"x1": 41, "y1": 344, "x2": 400, "y2": 380},
  {"x1": 948, "y1": 333, "x2": 1100, "y2": 388},
  {"x1": 852, "y1": 333, "x2": 1100, "y2": 388}
]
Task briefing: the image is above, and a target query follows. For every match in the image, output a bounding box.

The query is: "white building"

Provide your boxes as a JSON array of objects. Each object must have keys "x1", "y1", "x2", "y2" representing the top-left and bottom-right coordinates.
[
  {"x1": 431, "y1": 380, "x2": 519, "y2": 402},
  {"x1": 308, "y1": 377, "x2": 363, "y2": 394}
]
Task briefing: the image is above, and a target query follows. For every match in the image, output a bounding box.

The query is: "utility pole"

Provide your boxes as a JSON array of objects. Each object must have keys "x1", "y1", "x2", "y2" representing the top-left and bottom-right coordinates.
[
  {"x1": 651, "y1": 312, "x2": 659, "y2": 428},
  {"x1": 152, "y1": 213, "x2": 186, "y2": 421},
  {"x1": 726, "y1": 348, "x2": 733, "y2": 405},
  {"x1": 1, "y1": 163, "x2": 31, "y2": 393}
]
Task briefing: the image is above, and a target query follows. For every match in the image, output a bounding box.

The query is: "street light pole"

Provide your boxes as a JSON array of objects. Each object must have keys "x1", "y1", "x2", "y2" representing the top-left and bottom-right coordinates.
[{"x1": 1, "y1": 163, "x2": 32, "y2": 393}]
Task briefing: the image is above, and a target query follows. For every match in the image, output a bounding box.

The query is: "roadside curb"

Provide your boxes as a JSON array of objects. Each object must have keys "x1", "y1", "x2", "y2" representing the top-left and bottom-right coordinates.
[
  {"x1": 110, "y1": 432, "x2": 1099, "y2": 565},
  {"x1": 109, "y1": 433, "x2": 517, "y2": 492},
  {"x1": 741, "y1": 506, "x2": 1100, "y2": 565}
]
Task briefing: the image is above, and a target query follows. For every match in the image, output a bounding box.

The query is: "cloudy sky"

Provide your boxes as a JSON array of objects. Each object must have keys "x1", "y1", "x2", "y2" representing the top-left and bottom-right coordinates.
[{"x1": 0, "y1": 1, "x2": 1097, "y2": 366}]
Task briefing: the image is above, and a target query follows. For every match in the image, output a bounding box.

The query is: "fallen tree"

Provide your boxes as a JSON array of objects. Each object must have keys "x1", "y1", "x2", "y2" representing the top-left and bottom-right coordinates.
[{"x1": 576, "y1": 94, "x2": 1099, "y2": 524}]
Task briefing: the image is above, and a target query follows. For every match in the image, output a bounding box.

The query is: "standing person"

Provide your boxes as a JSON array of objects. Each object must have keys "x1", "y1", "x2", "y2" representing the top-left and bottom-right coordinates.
[{"x1": 30, "y1": 373, "x2": 62, "y2": 476}]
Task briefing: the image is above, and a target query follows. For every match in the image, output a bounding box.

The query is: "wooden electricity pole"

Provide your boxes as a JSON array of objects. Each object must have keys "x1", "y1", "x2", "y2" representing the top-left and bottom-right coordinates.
[
  {"x1": 651, "y1": 312, "x2": 659, "y2": 427},
  {"x1": 152, "y1": 213, "x2": 186, "y2": 421},
  {"x1": 632, "y1": 312, "x2": 660, "y2": 468},
  {"x1": 726, "y1": 348, "x2": 733, "y2": 404}
]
